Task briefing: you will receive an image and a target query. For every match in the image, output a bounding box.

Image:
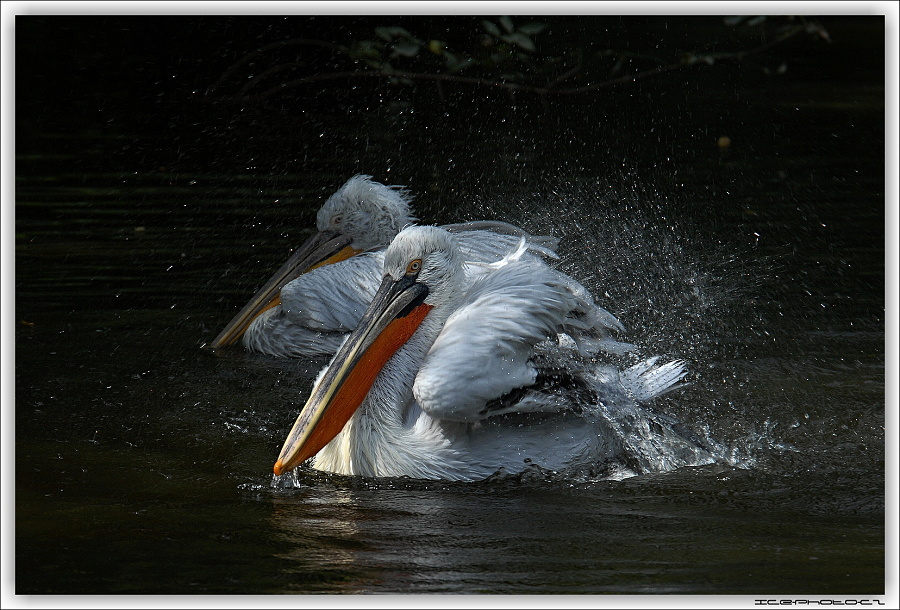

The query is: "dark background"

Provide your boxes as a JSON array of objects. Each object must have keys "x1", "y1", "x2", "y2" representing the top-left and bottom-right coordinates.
[{"x1": 17, "y1": 15, "x2": 885, "y2": 174}]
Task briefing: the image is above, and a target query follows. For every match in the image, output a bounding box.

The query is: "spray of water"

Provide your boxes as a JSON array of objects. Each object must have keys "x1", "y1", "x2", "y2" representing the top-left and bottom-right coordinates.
[{"x1": 457, "y1": 173, "x2": 768, "y2": 477}]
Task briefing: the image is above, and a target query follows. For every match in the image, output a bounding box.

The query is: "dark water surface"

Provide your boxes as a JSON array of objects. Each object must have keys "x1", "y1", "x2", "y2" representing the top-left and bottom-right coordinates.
[{"x1": 12, "y1": 14, "x2": 890, "y2": 602}]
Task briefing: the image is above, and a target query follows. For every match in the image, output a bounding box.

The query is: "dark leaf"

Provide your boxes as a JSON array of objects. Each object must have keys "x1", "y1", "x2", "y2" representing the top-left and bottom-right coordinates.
[
  {"x1": 391, "y1": 41, "x2": 420, "y2": 58},
  {"x1": 517, "y1": 22, "x2": 548, "y2": 36},
  {"x1": 482, "y1": 20, "x2": 501, "y2": 38},
  {"x1": 723, "y1": 16, "x2": 748, "y2": 26},
  {"x1": 501, "y1": 32, "x2": 536, "y2": 52}
]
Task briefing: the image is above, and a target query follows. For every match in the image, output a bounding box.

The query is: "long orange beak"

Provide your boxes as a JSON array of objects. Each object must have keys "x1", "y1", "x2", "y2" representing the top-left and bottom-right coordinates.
[
  {"x1": 273, "y1": 273, "x2": 432, "y2": 475},
  {"x1": 204, "y1": 230, "x2": 360, "y2": 350}
]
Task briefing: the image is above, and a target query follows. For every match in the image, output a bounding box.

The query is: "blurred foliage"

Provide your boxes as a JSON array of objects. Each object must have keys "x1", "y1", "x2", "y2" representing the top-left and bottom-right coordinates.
[
  {"x1": 205, "y1": 16, "x2": 833, "y2": 103},
  {"x1": 351, "y1": 17, "x2": 550, "y2": 80}
]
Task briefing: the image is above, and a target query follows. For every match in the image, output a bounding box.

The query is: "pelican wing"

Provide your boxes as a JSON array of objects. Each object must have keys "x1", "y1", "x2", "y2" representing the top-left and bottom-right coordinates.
[
  {"x1": 447, "y1": 224, "x2": 560, "y2": 265},
  {"x1": 413, "y1": 259, "x2": 583, "y2": 423},
  {"x1": 242, "y1": 311, "x2": 348, "y2": 357},
  {"x1": 242, "y1": 253, "x2": 384, "y2": 357},
  {"x1": 278, "y1": 252, "x2": 384, "y2": 330},
  {"x1": 449, "y1": 226, "x2": 631, "y2": 355}
]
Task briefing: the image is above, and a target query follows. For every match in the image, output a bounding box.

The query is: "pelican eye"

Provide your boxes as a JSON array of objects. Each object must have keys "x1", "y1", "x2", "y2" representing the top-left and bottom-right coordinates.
[
  {"x1": 406, "y1": 259, "x2": 422, "y2": 275},
  {"x1": 331, "y1": 213, "x2": 344, "y2": 227}
]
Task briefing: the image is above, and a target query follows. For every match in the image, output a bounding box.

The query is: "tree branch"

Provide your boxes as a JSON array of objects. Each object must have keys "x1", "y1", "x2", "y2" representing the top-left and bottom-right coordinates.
[{"x1": 204, "y1": 21, "x2": 819, "y2": 103}]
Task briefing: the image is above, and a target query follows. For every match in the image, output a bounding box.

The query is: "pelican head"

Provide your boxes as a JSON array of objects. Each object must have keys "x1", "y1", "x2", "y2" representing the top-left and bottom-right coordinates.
[
  {"x1": 273, "y1": 225, "x2": 463, "y2": 475},
  {"x1": 206, "y1": 175, "x2": 416, "y2": 349},
  {"x1": 316, "y1": 174, "x2": 416, "y2": 252}
]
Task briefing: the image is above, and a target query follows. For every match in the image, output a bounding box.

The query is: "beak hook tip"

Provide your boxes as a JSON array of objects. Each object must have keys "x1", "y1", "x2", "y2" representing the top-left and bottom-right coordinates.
[{"x1": 273, "y1": 460, "x2": 286, "y2": 476}]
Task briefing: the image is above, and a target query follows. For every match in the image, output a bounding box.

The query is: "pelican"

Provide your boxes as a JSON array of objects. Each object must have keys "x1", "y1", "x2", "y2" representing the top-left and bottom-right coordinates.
[
  {"x1": 273, "y1": 225, "x2": 700, "y2": 482},
  {"x1": 206, "y1": 174, "x2": 567, "y2": 358},
  {"x1": 206, "y1": 174, "x2": 414, "y2": 352}
]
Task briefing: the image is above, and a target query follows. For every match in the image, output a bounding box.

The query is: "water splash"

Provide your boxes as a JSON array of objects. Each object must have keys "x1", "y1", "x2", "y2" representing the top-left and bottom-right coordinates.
[
  {"x1": 460, "y1": 174, "x2": 769, "y2": 475},
  {"x1": 271, "y1": 469, "x2": 302, "y2": 489}
]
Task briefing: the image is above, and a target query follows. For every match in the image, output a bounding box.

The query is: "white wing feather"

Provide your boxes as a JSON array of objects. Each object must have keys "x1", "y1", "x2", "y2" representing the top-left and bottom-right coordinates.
[
  {"x1": 413, "y1": 259, "x2": 582, "y2": 422},
  {"x1": 278, "y1": 252, "x2": 383, "y2": 330},
  {"x1": 242, "y1": 253, "x2": 383, "y2": 357}
]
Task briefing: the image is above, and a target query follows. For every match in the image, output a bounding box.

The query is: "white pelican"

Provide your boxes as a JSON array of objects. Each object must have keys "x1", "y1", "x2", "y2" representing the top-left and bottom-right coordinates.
[
  {"x1": 206, "y1": 174, "x2": 415, "y2": 351},
  {"x1": 206, "y1": 174, "x2": 596, "y2": 358},
  {"x1": 272, "y1": 225, "x2": 698, "y2": 482}
]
